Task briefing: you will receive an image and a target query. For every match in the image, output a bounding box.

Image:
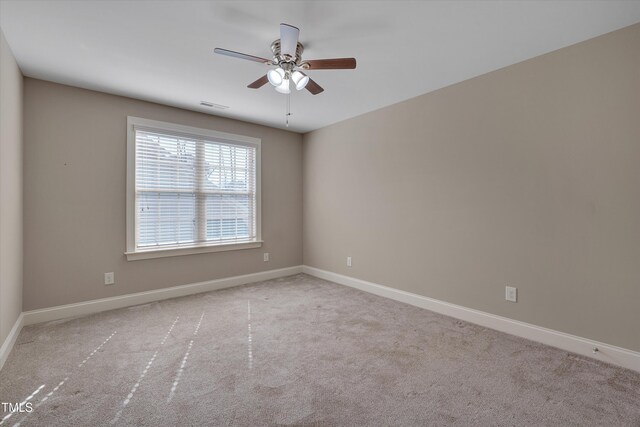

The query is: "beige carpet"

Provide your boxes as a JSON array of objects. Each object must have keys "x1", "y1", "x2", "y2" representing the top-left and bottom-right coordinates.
[{"x1": 1, "y1": 273, "x2": 639, "y2": 426}]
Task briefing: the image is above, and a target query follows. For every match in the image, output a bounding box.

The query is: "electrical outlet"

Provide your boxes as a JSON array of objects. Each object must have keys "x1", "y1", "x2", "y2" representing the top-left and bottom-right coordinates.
[
  {"x1": 263, "y1": 253, "x2": 269, "y2": 262},
  {"x1": 347, "y1": 256, "x2": 352, "y2": 267},
  {"x1": 104, "y1": 272, "x2": 114, "y2": 285},
  {"x1": 505, "y1": 286, "x2": 517, "y2": 302}
]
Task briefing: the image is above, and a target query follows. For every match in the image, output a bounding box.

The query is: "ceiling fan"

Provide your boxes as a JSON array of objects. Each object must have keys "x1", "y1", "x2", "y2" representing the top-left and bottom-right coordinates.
[{"x1": 214, "y1": 23, "x2": 356, "y2": 95}]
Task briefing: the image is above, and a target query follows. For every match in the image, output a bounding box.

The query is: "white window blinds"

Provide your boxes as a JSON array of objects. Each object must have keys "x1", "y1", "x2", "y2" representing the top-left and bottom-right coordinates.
[{"x1": 134, "y1": 127, "x2": 257, "y2": 251}]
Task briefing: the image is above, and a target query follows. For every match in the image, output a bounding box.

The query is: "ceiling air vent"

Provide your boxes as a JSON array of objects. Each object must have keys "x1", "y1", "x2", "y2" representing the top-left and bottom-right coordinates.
[{"x1": 200, "y1": 101, "x2": 229, "y2": 110}]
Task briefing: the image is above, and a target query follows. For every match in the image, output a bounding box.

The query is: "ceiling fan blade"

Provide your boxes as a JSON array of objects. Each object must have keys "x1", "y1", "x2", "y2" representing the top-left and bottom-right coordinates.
[
  {"x1": 247, "y1": 75, "x2": 269, "y2": 89},
  {"x1": 280, "y1": 23, "x2": 300, "y2": 58},
  {"x1": 214, "y1": 48, "x2": 270, "y2": 64},
  {"x1": 305, "y1": 78, "x2": 324, "y2": 95},
  {"x1": 305, "y1": 58, "x2": 357, "y2": 70}
]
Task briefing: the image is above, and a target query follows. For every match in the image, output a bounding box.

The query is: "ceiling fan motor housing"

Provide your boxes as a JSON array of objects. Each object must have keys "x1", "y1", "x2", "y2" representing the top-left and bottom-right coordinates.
[{"x1": 271, "y1": 39, "x2": 304, "y2": 67}]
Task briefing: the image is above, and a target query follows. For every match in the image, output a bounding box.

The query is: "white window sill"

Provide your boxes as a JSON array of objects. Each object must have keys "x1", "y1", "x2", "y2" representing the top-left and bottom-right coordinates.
[{"x1": 125, "y1": 240, "x2": 263, "y2": 261}]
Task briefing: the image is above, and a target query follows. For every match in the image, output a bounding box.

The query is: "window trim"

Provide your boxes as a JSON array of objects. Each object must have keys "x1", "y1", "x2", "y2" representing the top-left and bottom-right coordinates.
[{"x1": 125, "y1": 116, "x2": 262, "y2": 261}]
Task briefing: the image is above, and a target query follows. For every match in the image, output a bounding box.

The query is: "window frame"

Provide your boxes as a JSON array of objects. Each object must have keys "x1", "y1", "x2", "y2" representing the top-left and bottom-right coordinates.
[{"x1": 125, "y1": 116, "x2": 262, "y2": 261}]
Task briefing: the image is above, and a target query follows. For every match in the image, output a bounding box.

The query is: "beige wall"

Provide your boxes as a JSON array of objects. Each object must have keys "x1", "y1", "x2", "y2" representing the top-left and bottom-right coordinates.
[
  {"x1": 0, "y1": 29, "x2": 23, "y2": 344},
  {"x1": 303, "y1": 24, "x2": 640, "y2": 352},
  {"x1": 23, "y1": 79, "x2": 302, "y2": 311}
]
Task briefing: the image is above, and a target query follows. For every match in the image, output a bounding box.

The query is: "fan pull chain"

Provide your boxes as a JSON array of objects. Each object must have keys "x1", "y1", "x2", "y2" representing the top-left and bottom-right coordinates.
[{"x1": 286, "y1": 91, "x2": 292, "y2": 127}]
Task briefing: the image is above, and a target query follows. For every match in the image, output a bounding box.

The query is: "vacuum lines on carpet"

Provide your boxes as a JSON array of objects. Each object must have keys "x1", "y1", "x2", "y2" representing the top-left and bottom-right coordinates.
[{"x1": 4, "y1": 331, "x2": 117, "y2": 426}]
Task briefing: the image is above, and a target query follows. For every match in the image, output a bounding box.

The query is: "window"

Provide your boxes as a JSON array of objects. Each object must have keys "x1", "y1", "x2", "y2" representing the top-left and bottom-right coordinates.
[{"x1": 126, "y1": 117, "x2": 261, "y2": 260}]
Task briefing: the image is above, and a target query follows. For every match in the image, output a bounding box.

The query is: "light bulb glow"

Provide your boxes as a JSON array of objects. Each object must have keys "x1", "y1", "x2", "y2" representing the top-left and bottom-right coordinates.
[
  {"x1": 267, "y1": 68, "x2": 285, "y2": 86},
  {"x1": 291, "y1": 71, "x2": 309, "y2": 90}
]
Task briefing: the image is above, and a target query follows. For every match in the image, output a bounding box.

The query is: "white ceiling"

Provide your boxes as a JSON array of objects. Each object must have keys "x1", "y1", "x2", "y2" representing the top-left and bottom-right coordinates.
[{"x1": 2, "y1": 1, "x2": 640, "y2": 133}]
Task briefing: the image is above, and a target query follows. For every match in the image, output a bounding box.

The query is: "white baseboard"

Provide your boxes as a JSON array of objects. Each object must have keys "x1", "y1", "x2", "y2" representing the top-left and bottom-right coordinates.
[
  {"x1": 302, "y1": 265, "x2": 640, "y2": 373},
  {"x1": 0, "y1": 313, "x2": 24, "y2": 371},
  {"x1": 7, "y1": 265, "x2": 638, "y2": 373},
  {"x1": 22, "y1": 266, "x2": 303, "y2": 326}
]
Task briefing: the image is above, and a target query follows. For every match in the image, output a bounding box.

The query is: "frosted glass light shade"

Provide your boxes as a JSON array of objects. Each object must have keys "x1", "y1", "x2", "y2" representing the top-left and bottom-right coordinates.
[
  {"x1": 267, "y1": 68, "x2": 285, "y2": 86},
  {"x1": 275, "y1": 77, "x2": 290, "y2": 94},
  {"x1": 291, "y1": 71, "x2": 309, "y2": 90}
]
